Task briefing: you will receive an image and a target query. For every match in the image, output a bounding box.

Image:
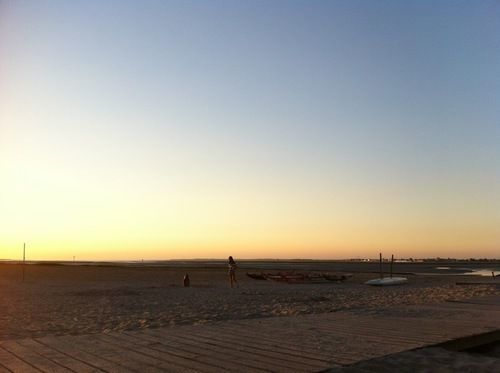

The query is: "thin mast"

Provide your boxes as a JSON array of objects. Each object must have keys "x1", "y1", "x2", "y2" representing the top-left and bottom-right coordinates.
[
  {"x1": 22, "y1": 242, "x2": 26, "y2": 282},
  {"x1": 379, "y1": 252, "x2": 383, "y2": 279}
]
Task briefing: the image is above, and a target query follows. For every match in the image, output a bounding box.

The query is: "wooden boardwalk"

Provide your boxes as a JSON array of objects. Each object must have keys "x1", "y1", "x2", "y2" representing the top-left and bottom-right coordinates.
[{"x1": 1, "y1": 295, "x2": 499, "y2": 372}]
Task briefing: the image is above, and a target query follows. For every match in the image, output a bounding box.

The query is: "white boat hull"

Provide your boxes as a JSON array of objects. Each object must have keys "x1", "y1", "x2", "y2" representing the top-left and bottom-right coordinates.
[{"x1": 365, "y1": 277, "x2": 407, "y2": 286}]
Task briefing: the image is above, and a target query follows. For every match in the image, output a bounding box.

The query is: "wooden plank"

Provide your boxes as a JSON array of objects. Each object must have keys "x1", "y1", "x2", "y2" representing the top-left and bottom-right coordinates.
[
  {"x1": 187, "y1": 322, "x2": 353, "y2": 367},
  {"x1": 120, "y1": 330, "x2": 264, "y2": 372},
  {"x1": 204, "y1": 322, "x2": 345, "y2": 362},
  {"x1": 309, "y1": 322, "x2": 436, "y2": 344},
  {"x1": 136, "y1": 329, "x2": 273, "y2": 373},
  {"x1": 119, "y1": 332, "x2": 200, "y2": 360},
  {"x1": 330, "y1": 314, "x2": 486, "y2": 336},
  {"x1": 354, "y1": 316, "x2": 498, "y2": 337},
  {"x1": 372, "y1": 305, "x2": 500, "y2": 321},
  {"x1": 326, "y1": 322, "x2": 467, "y2": 345},
  {"x1": 141, "y1": 329, "x2": 270, "y2": 372},
  {"x1": 157, "y1": 327, "x2": 328, "y2": 371},
  {"x1": 285, "y1": 316, "x2": 423, "y2": 343},
  {"x1": 213, "y1": 321, "x2": 356, "y2": 363},
  {"x1": 59, "y1": 334, "x2": 169, "y2": 373},
  {"x1": 35, "y1": 337, "x2": 126, "y2": 373},
  {"x1": 292, "y1": 322, "x2": 419, "y2": 349},
  {"x1": 54, "y1": 335, "x2": 141, "y2": 373},
  {"x1": 97, "y1": 332, "x2": 203, "y2": 373},
  {"x1": 0, "y1": 341, "x2": 71, "y2": 373},
  {"x1": 225, "y1": 318, "x2": 381, "y2": 359},
  {"x1": 343, "y1": 319, "x2": 482, "y2": 339},
  {"x1": 223, "y1": 323, "x2": 398, "y2": 364},
  {"x1": 223, "y1": 316, "x2": 447, "y2": 364},
  {"x1": 216, "y1": 321, "x2": 341, "y2": 358},
  {"x1": 2, "y1": 295, "x2": 497, "y2": 373},
  {"x1": 118, "y1": 331, "x2": 221, "y2": 373},
  {"x1": 15, "y1": 339, "x2": 100, "y2": 373},
  {"x1": 107, "y1": 331, "x2": 221, "y2": 373},
  {"x1": 181, "y1": 324, "x2": 333, "y2": 367},
  {"x1": 297, "y1": 317, "x2": 443, "y2": 344},
  {"x1": 0, "y1": 346, "x2": 41, "y2": 373},
  {"x1": 400, "y1": 311, "x2": 500, "y2": 327}
]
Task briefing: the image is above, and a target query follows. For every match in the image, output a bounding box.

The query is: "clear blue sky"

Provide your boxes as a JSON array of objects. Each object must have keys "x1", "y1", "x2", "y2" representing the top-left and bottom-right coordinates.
[{"x1": 1, "y1": 0, "x2": 499, "y2": 259}]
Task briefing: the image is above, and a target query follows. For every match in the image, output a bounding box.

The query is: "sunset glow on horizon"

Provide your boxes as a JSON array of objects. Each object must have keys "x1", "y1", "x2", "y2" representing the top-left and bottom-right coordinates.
[{"x1": 1, "y1": 1, "x2": 499, "y2": 260}]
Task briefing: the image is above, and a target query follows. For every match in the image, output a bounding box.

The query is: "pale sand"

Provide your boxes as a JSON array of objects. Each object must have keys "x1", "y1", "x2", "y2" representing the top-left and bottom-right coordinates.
[{"x1": 0, "y1": 263, "x2": 498, "y2": 341}]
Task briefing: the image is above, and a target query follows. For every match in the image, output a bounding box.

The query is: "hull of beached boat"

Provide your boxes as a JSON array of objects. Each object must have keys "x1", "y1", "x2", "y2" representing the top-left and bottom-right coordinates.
[
  {"x1": 265, "y1": 274, "x2": 305, "y2": 282},
  {"x1": 365, "y1": 277, "x2": 407, "y2": 286},
  {"x1": 260, "y1": 273, "x2": 353, "y2": 283},
  {"x1": 246, "y1": 272, "x2": 267, "y2": 280},
  {"x1": 246, "y1": 272, "x2": 354, "y2": 283},
  {"x1": 323, "y1": 274, "x2": 353, "y2": 282}
]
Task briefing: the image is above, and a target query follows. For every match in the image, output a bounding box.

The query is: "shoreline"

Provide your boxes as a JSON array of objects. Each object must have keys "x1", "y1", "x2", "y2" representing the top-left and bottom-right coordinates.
[{"x1": 2, "y1": 259, "x2": 499, "y2": 272}]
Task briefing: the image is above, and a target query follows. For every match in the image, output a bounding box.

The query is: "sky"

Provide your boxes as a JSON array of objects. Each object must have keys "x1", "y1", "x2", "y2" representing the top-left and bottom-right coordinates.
[{"x1": 1, "y1": 0, "x2": 499, "y2": 260}]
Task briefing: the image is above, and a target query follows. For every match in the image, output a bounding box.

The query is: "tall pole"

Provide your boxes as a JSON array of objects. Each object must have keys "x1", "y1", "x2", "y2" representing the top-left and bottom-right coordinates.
[
  {"x1": 379, "y1": 252, "x2": 383, "y2": 279},
  {"x1": 22, "y1": 242, "x2": 26, "y2": 282},
  {"x1": 390, "y1": 254, "x2": 394, "y2": 278}
]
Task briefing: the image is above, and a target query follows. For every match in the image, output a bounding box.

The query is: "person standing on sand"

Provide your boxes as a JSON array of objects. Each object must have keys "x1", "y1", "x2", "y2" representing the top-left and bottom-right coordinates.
[{"x1": 228, "y1": 256, "x2": 238, "y2": 288}]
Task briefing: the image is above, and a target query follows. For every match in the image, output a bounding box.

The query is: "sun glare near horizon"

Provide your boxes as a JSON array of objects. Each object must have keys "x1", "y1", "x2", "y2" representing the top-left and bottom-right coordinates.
[{"x1": 1, "y1": 1, "x2": 499, "y2": 261}]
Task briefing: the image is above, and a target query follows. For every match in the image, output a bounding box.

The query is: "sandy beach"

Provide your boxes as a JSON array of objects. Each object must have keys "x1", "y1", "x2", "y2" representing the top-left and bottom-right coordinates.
[{"x1": 1, "y1": 262, "x2": 498, "y2": 341}]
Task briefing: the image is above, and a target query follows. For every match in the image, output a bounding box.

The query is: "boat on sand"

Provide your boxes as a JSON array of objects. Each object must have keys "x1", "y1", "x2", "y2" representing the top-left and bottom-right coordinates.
[
  {"x1": 246, "y1": 272, "x2": 352, "y2": 283},
  {"x1": 365, "y1": 277, "x2": 408, "y2": 286},
  {"x1": 246, "y1": 272, "x2": 267, "y2": 280},
  {"x1": 365, "y1": 253, "x2": 407, "y2": 286}
]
